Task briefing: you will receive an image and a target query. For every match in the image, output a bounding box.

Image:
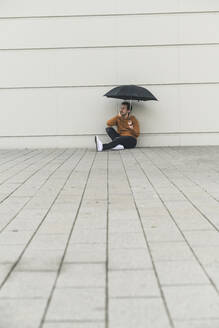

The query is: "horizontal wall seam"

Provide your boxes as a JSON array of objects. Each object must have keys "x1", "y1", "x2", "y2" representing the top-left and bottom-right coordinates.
[
  {"x1": 0, "y1": 10, "x2": 219, "y2": 20},
  {"x1": 1, "y1": 43, "x2": 219, "y2": 52},
  {"x1": 0, "y1": 132, "x2": 219, "y2": 138},
  {"x1": 0, "y1": 81, "x2": 219, "y2": 91}
]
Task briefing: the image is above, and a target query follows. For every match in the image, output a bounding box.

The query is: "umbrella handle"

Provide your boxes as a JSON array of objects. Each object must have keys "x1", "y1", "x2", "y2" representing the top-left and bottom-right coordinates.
[{"x1": 129, "y1": 99, "x2": 132, "y2": 115}]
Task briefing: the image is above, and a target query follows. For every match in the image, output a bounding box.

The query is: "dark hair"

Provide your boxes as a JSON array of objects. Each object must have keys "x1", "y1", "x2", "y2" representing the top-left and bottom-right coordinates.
[{"x1": 121, "y1": 101, "x2": 132, "y2": 111}]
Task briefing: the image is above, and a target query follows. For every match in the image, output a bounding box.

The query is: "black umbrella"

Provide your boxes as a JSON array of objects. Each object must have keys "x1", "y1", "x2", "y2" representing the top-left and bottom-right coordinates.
[{"x1": 104, "y1": 85, "x2": 158, "y2": 102}]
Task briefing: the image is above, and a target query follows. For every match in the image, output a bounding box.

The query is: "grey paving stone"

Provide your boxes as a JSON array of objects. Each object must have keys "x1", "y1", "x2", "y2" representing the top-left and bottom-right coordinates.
[
  {"x1": 46, "y1": 288, "x2": 105, "y2": 322},
  {"x1": 191, "y1": 247, "x2": 219, "y2": 288},
  {"x1": 109, "y1": 298, "x2": 171, "y2": 328},
  {"x1": 138, "y1": 206, "x2": 169, "y2": 217},
  {"x1": 64, "y1": 243, "x2": 106, "y2": 263},
  {"x1": 0, "y1": 271, "x2": 56, "y2": 298},
  {"x1": 158, "y1": 191, "x2": 186, "y2": 201},
  {"x1": 109, "y1": 232, "x2": 146, "y2": 249},
  {"x1": 0, "y1": 298, "x2": 47, "y2": 328},
  {"x1": 56, "y1": 263, "x2": 105, "y2": 288},
  {"x1": 0, "y1": 231, "x2": 32, "y2": 245},
  {"x1": 173, "y1": 216, "x2": 213, "y2": 231},
  {"x1": 0, "y1": 245, "x2": 24, "y2": 263},
  {"x1": 192, "y1": 245, "x2": 219, "y2": 265},
  {"x1": 109, "y1": 248, "x2": 152, "y2": 270},
  {"x1": 143, "y1": 224, "x2": 184, "y2": 243},
  {"x1": 185, "y1": 231, "x2": 219, "y2": 246},
  {"x1": 150, "y1": 242, "x2": 194, "y2": 261},
  {"x1": 163, "y1": 285, "x2": 219, "y2": 320},
  {"x1": 0, "y1": 263, "x2": 13, "y2": 285},
  {"x1": 108, "y1": 198, "x2": 138, "y2": 221},
  {"x1": 174, "y1": 319, "x2": 219, "y2": 328},
  {"x1": 202, "y1": 263, "x2": 219, "y2": 288},
  {"x1": 38, "y1": 219, "x2": 74, "y2": 234},
  {"x1": 43, "y1": 323, "x2": 104, "y2": 328},
  {"x1": 109, "y1": 219, "x2": 142, "y2": 233},
  {"x1": 155, "y1": 260, "x2": 208, "y2": 285},
  {"x1": 28, "y1": 234, "x2": 68, "y2": 250},
  {"x1": 74, "y1": 217, "x2": 107, "y2": 230},
  {"x1": 14, "y1": 208, "x2": 47, "y2": 221},
  {"x1": 141, "y1": 216, "x2": 176, "y2": 227},
  {"x1": 16, "y1": 249, "x2": 64, "y2": 271},
  {"x1": 7, "y1": 218, "x2": 42, "y2": 232},
  {"x1": 109, "y1": 269, "x2": 160, "y2": 297},
  {"x1": 70, "y1": 229, "x2": 106, "y2": 244}
]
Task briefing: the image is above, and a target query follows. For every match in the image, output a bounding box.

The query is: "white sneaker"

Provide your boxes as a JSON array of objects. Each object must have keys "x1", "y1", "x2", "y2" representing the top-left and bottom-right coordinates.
[
  {"x1": 95, "y1": 136, "x2": 103, "y2": 152},
  {"x1": 112, "y1": 144, "x2": 124, "y2": 150}
]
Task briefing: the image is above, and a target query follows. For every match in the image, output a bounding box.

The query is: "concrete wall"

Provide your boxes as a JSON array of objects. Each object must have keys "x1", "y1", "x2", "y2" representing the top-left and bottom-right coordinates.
[{"x1": 0, "y1": 0, "x2": 219, "y2": 148}]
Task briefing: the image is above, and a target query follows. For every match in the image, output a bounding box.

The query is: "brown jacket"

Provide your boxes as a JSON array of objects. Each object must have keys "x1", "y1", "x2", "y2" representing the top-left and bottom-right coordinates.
[{"x1": 107, "y1": 114, "x2": 140, "y2": 138}]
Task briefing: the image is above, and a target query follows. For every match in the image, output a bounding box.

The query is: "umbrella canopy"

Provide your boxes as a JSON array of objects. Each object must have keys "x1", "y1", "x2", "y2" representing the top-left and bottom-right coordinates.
[{"x1": 104, "y1": 85, "x2": 158, "y2": 101}]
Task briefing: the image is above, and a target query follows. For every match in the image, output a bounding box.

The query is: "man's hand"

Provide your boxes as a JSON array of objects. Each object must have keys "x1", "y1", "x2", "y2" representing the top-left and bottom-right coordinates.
[
  {"x1": 128, "y1": 120, "x2": 134, "y2": 129},
  {"x1": 118, "y1": 111, "x2": 121, "y2": 117}
]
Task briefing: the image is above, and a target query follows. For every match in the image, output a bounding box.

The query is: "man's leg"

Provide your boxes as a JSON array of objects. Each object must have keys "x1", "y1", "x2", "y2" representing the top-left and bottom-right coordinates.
[
  {"x1": 103, "y1": 136, "x2": 137, "y2": 151},
  {"x1": 105, "y1": 127, "x2": 120, "y2": 140}
]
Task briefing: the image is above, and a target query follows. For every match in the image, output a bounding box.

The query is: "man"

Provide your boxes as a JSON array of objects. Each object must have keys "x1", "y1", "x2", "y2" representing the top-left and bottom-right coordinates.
[{"x1": 95, "y1": 101, "x2": 140, "y2": 152}]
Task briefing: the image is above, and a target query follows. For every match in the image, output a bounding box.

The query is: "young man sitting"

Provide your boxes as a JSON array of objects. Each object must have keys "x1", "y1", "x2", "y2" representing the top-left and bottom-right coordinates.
[{"x1": 95, "y1": 101, "x2": 140, "y2": 152}]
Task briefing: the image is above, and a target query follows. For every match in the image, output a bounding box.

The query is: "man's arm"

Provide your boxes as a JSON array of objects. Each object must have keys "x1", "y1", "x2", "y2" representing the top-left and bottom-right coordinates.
[
  {"x1": 128, "y1": 117, "x2": 140, "y2": 138},
  {"x1": 107, "y1": 115, "x2": 118, "y2": 127}
]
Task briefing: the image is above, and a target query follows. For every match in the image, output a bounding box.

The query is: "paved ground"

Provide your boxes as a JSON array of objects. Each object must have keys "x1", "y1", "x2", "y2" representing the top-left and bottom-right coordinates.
[{"x1": 0, "y1": 147, "x2": 219, "y2": 328}]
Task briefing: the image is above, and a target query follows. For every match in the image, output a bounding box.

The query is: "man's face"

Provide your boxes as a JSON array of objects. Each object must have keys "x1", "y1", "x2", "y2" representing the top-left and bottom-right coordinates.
[{"x1": 120, "y1": 105, "x2": 130, "y2": 116}]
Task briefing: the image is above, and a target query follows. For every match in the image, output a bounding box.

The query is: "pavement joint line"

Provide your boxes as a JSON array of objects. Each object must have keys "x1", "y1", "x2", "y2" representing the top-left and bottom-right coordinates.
[
  {"x1": 141, "y1": 147, "x2": 219, "y2": 229},
  {"x1": 119, "y1": 150, "x2": 175, "y2": 328},
  {"x1": 153, "y1": 260, "x2": 198, "y2": 263},
  {"x1": 39, "y1": 149, "x2": 97, "y2": 328},
  {"x1": 0, "y1": 149, "x2": 52, "y2": 180},
  {"x1": 0, "y1": 149, "x2": 34, "y2": 171},
  {"x1": 38, "y1": 233, "x2": 69, "y2": 235},
  {"x1": 0, "y1": 243, "x2": 26, "y2": 246},
  {"x1": 63, "y1": 261, "x2": 106, "y2": 264},
  {"x1": 181, "y1": 229, "x2": 214, "y2": 232},
  {"x1": 70, "y1": 242, "x2": 106, "y2": 245},
  {"x1": 0, "y1": 148, "x2": 218, "y2": 326},
  {"x1": 147, "y1": 240, "x2": 184, "y2": 243},
  {"x1": 174, "y1": 317, "x2": 219, "y2": 322},
  {"x1": 15, "y1": 270, "x2": 57, "y2": 272},
  {"x1": 0, "y1": 148, "x2": 66, "y2": 234},
  {"x1": 0, "y1": 149, "x2": 56, "y2": 201},
  {"x1": 109, "y1": 247, "x2": 147, "y2": 249},
  {"x1": 56, "y1": 286, "x2": 105, "y2": 289},
  {"x1": 0, "y1": 148, "x2": 85, "y2": 289},
  {"x1": 109, "y1": 268, "x2": 153, "y2": 272},
  {"x1": 0, "y1": 297, "x2": 47, "y2": 300},
  {"x1": 0, "y1": 261, "x2": 13, "y2": 264},
  {"x1": 135, "y1": 148, "x2": 219, "y2": 298},
  {"x1": 158, "y1": 147, "x2": 219, "y2": 209},
  {"x1": 0, "y1": 148, "x2": 38, "y2": 167},
  {"x1": 45, "y1": 319, "x2": 105, "y2": 323},
  {"x1": 0, "y1": 149, "x2": 41, "y2": 177},
  {"x1": 161, "y1": 283, "x2": 211, "y2": 287},
  {"x1": 0, "y1": 149, "x2": 16, "y2": 157},
  {"x1": 109, "y1": 295, "x2": 161, "y2": 299}
]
